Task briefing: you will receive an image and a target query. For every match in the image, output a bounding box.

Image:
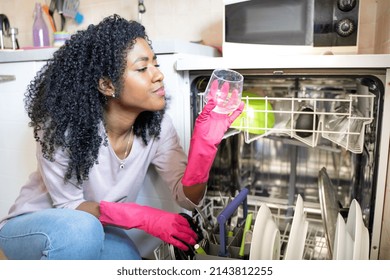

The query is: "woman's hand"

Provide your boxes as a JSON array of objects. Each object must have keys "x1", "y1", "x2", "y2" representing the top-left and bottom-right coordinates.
[
  {"x1": 99, "y1": 201, "x2": 198, "y2": 251},
  {"x1": 182, "y1": 81, "x2": 244, "y2": 187}
]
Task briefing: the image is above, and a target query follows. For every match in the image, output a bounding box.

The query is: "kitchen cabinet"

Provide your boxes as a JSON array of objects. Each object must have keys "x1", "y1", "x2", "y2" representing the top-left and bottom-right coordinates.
[{"x1": 0, "y1": 60, "x2": 46, "y2": 217}]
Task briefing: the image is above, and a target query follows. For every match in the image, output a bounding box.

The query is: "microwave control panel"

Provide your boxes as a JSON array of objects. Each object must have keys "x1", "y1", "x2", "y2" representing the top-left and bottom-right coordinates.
[{"x1": 314, "y1": 0, "x2": 359, "y2": 46}]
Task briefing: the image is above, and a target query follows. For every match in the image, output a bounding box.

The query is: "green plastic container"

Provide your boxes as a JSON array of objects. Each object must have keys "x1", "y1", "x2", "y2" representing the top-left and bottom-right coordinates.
[{"x1": 232, "y1": 92, "x2": 275, "y2": 135}]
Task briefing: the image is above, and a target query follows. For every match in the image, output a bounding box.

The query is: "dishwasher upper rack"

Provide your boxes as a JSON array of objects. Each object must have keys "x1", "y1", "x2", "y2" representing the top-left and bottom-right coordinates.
[
  {"x1": 198, "y1": 93, "x2": 375, "y2": 154},
  {"x1": 154, "y1": 194, "x2": 328, "y2": 260}
]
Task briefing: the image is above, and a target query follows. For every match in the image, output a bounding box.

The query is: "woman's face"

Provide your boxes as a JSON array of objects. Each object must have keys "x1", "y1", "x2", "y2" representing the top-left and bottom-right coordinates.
[{"x1": 119, "y1": 38, "x2": 165, "y2": 112}]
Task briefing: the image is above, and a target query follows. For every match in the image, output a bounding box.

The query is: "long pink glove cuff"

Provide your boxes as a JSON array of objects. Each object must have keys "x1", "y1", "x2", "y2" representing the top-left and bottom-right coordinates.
[
  {"x1": 182, "y1": 97, "x2": 244, "y2": 186},
  {"x1": 99, "y1": 201, "x2": 198, "y2": 250}
]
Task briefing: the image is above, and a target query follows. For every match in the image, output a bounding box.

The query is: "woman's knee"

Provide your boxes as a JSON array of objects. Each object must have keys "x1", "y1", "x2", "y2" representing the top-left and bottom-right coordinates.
[
  {"x1": 101, "y1": 226, "x2": 142, "y2": 260},
  {"x1": 44, "y1": 209, "x2": 105, "y2": 259},
  {"x1": 0, "y1": 209, "x2": 105, "y2": 259}
]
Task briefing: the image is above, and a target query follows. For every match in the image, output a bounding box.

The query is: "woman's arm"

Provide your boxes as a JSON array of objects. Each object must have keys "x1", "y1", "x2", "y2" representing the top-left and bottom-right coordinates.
[
  {"x1": 76, "y1": 201, "x2": 100, "y2": 218},
  {"x1": 182, "y1": 183, "x2": 207, "y2": 205}
]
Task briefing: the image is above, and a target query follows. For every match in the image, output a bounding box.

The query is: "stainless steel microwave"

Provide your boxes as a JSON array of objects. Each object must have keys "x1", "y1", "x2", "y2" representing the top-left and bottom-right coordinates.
[{"x1": 223, "y1": 0, "x2": 360, "y2": 56}]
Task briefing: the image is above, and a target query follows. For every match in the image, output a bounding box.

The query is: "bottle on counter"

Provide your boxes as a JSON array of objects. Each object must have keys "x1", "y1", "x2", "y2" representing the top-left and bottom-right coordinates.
[
  {"x1": 32, "y1": 2, "x2": 50, "y2": 47},
  {"x1": 53, "y1": 31, "x2": 71, "y2": 47}
]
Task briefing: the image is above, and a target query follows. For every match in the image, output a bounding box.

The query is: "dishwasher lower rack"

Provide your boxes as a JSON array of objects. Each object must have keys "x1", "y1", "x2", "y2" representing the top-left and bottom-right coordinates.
[{"x1": 154, "y1": 193, "x2": 328, "y2": 260}]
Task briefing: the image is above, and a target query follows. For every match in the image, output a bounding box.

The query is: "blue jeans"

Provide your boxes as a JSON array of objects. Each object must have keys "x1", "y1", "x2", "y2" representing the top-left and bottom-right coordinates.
[{"x1": 0, "y1": 208, "x2": 141, "y2": 260}]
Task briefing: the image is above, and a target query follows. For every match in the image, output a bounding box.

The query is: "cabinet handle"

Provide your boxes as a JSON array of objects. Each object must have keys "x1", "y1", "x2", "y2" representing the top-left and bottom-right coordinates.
[{"x1": 0, "y1": 75, "x2": 16, "y2": 83}]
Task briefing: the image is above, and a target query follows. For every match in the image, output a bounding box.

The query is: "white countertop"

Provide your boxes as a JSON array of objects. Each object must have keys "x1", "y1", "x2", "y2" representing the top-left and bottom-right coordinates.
[
  {"x1": 175, "y1": 54, "x2": 390, "y2": 71},
  {"x1": 2, "y1": 43, "x2": 389, "y2": 71},
  {"x1": 0, "y1": 48, "x2": 57, "y2": 63},
  {"x1": 0, "y1": 40, "x2": 219, "y2": 63}
]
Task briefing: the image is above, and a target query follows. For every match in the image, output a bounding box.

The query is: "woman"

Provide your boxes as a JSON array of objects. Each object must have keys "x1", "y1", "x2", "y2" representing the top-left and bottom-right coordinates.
[{"x1": 0, "y1": 15, "x2": 243, "y2": 260}]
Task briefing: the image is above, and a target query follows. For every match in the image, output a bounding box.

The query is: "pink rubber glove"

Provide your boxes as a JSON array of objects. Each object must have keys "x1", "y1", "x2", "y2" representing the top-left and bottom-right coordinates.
[
  {"x1": 99, "y1": 201, "x2": 198, "y2": 250},
  {"x1": 181, "y1": 81, "x2": 244, "y2": 186}
]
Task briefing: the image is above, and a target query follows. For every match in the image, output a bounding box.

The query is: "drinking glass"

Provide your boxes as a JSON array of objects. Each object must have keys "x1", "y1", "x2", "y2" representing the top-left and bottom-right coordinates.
[
  {"x1": 203, "y1": 69, "x2": 243, "y2": 114},
  {"x1": 323, "y1": 104, "x2": 364, "y2": 150}
]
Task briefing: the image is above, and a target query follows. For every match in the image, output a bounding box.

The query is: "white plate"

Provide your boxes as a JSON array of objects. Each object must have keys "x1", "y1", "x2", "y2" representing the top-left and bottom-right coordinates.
[
  {"x1": 345, "y1": 231, "x2": 354, "y2": 260},
  {"x1": 284, "y1": 195, "x2": 308, "y2": 260},
  {"x1": 249, "y1": 204, "x2": 280, "y2": 260},
  {"x1": 346, "y1": 199, "x2": 363, "y2": 259},
  {"x1": 249, "y1": 204, "x2": 270, "y2": 259},
  {"x1": 263, "y1": 218, "x2": 281, "y2": 260},
  {"x1": 333, "y1": 213, "x2": 346, "y2": 259},
  {"x1": 360, "y1": 225, "x2": 369, "y2": 260},
  {"x1": 334, "y1": 201, "x2": 369, "y2": 260}
]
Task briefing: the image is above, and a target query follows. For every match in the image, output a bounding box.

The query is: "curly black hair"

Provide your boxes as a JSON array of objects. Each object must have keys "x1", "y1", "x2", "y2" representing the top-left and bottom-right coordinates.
[{"x1": 25, "y1": 14, "x2": 165, "y2": 185}]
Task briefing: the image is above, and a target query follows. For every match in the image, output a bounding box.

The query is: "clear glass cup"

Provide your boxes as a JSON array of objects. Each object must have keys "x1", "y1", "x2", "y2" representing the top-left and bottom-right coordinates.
[
  {"x1": 324, "y1": 104, "x2": 364, "y2": 150},
  {"x1": 203, "y1": 69, "x2": 243, "y2": 114}
]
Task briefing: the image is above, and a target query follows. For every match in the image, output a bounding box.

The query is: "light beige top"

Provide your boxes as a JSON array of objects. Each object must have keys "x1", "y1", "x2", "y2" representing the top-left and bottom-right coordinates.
[{"x1": 0, "y1": 115, "x2": 198, "y2": 228}]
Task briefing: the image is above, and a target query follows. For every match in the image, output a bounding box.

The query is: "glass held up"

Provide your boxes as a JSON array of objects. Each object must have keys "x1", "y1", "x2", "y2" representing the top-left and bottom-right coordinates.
[{"x1": 203, "y1": 69, "x2": 243, "y2": 114}]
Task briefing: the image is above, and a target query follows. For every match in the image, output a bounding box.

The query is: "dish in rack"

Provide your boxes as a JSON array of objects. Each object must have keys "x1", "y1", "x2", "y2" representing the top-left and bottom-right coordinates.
[
  {"x1": 284, "y1": 195, "x2": 309, "y2": 260},
  {"x1": 333, "y1": 200, "x2": 369, "y2": 260},
  {"x1": 249, "y1": 204, "x2": 280, "y2": 260}
]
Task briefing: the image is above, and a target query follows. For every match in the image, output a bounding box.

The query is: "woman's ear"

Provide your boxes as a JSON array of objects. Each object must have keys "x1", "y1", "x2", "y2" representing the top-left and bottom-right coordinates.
[{"x1": 98, "y1": 77, "x2": 116, "y2": 97}]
